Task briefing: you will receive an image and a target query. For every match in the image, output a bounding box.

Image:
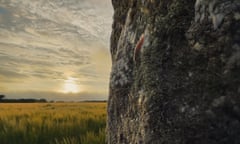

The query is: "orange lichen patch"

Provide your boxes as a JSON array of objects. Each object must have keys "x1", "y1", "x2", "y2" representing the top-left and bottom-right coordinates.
[
  {"x1": 134, "y1": 34, "x2": 144, "y2": 62},
  {"x1": 140, "y1": 7, "x2": 150, "y2": 15}
]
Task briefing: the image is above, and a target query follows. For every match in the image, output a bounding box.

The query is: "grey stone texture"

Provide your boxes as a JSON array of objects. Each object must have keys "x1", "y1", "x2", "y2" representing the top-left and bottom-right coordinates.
[{"x1": 108, "y1": 0, "x2": 240, "y2": 143}]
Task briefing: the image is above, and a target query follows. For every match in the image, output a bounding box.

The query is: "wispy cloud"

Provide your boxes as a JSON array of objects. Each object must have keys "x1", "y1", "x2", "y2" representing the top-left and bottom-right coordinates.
[{"x1": 0, "y1": 0, "x2": 113, "y2": 100}]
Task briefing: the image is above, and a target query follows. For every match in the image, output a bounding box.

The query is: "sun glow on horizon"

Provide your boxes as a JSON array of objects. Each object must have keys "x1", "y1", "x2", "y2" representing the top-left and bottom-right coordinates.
[{"x1": 62, "y1": 77, "x2": 80, "y2": 93}]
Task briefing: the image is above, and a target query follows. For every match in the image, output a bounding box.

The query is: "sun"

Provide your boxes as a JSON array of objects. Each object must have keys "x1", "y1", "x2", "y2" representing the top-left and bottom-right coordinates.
[{"x1": 62, "y1": 77, "x2": 80, "y2": 93}]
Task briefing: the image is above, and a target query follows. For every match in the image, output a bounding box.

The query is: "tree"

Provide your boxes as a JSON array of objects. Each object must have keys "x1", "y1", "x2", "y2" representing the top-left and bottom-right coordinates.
[{"x1": 0, "y1": 95, "x2": 5, "y2": 99}]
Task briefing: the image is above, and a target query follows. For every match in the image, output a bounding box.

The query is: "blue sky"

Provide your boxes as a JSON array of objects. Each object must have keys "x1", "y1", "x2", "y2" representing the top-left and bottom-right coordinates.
[{"x1": 0, "y1": 0, "x2": 113, "y2": 101}]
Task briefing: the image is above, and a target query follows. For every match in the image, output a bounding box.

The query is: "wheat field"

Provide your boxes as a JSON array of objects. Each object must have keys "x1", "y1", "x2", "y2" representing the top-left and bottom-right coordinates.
[{"x1": 0, "y1": 102, "x2": 106, "y2": 144}]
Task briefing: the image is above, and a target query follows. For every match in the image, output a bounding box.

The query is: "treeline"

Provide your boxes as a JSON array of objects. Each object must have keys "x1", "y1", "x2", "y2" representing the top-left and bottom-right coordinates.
[
  {"x1": 0, "y1": 99, "x2": 47, "y2": 103},
  {"x1": 0, "y1": 95, "x2": 47, "y2": 103}
]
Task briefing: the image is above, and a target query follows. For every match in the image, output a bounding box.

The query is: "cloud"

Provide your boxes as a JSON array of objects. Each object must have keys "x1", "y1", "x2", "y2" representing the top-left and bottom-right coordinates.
[
  {"x1": 0, "y1": 85, "x2": 7, "y2": 91},
  {"x1": 0, "y1": 69, "x2": 28, "y2": 79},
  {"x1": 0, "y1": 0, "x2": 113, "y2": 100},
  {"x1": 0, "y1": 0, "x2": 113, "y2": 44}
]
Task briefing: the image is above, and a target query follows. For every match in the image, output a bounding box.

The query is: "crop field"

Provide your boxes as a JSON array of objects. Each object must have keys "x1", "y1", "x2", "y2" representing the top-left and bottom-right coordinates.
[{"x1": 0, "y1": 102, "x2": 106, "y2": 144}]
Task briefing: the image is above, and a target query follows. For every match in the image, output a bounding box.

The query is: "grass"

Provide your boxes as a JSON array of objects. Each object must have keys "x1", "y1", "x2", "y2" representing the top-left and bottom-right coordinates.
[{"x1": 0, "y1": 102, "x2": 106, "y2": 144}]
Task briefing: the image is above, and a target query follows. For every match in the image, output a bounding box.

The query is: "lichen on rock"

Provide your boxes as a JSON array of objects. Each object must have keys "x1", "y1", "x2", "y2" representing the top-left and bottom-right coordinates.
[{"x1": 108, "y1": 0, "x2": 240, "y2": 143}]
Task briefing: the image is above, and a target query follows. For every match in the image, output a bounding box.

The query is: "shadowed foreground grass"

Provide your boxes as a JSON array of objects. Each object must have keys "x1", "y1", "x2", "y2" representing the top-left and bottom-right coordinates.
[{"x1": 0, "y1": 102, "x2": 106, "y2": 144}]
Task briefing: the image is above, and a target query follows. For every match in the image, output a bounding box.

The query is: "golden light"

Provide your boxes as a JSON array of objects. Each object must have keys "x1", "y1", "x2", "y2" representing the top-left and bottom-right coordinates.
[{"x1": 62, "y1": 77, "x2": 80, "y2": 93}]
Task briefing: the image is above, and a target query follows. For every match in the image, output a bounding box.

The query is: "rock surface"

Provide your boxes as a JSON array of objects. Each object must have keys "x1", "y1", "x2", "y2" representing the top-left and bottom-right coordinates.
[{"x1": 108, "y1": 0, "x2": 240, "y2": 143}]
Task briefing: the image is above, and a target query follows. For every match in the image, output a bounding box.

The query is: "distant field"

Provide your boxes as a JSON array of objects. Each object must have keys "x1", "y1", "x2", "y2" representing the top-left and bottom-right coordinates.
[{"x1": 0, "y1": 102, "x2": 106, "y2": 144}]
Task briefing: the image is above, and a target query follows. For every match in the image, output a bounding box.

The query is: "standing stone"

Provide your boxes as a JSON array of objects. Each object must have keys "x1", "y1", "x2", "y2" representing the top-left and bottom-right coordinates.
[{"x1": 108, "y1": 0, "x2": 240, "y2": 143}]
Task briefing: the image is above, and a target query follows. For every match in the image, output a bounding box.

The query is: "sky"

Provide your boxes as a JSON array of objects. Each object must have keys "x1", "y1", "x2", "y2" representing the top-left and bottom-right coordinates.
[{"x1": 0, "y1": 0, "x2": 113, "y2": 101}]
